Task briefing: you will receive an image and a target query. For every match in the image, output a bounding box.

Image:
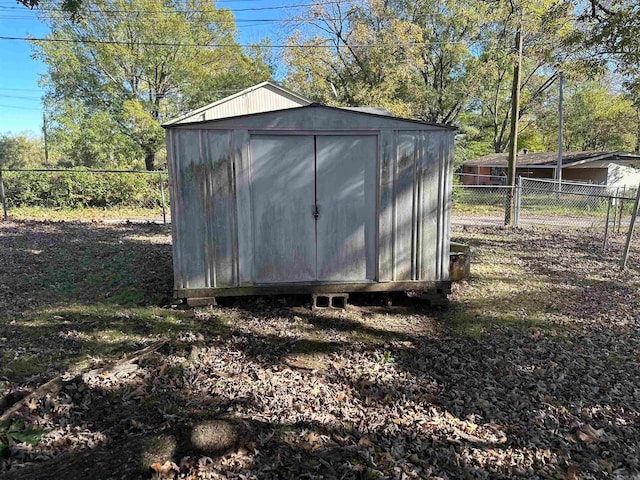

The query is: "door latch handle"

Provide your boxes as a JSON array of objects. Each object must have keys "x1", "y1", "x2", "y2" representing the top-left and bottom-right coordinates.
[{"x1": 312, "y1": 204, "x2": 319, "y2": 219}]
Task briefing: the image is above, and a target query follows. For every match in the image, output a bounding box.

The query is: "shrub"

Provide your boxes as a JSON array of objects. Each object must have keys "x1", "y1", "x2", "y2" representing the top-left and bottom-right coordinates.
[{"x1": 2, "y1": 170, "x2": 165, "y2": 209}]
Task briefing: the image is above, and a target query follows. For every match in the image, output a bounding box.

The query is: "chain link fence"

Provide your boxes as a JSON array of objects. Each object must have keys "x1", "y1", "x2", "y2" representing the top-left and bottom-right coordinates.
[
  {"x1": 452, "y1": 177, "x2": 639, "y2": 265},
  {"x1": 515, "y1": 177, "x2": 634, "y2": 230},
  {"x1": 453, "y1": 177, "x2": 636, "y2": 230},
  {"x1": 0, "y1": 169, "x2": 169, "y2": 223},
  {"x1": 453, "y1": 173, "x2": 511, "y2": 224}
]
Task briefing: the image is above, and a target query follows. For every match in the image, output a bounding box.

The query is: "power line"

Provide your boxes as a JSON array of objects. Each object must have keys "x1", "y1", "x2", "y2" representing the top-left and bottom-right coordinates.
[
  {"x1": 0, "y1": 87, "x2": 44, "y2": 92},
  {"x1": 0, "y1": 1, "x2": 350, "y2": 14},
  {"x1": 0, "y1": 35, "x2": 466, "y2": 48},
  {"x1": 0, "y1": 104, "x2": 42, "y2": 111},
  {"x1": 0, "y1": 13, "x2": 292, "y2": 22},
  {"x1": 0, "y1": 7, "x2": 309, "y2": 22},
  {"x1": 0, "y1": 93, "x2": 42, "y2": 101}
]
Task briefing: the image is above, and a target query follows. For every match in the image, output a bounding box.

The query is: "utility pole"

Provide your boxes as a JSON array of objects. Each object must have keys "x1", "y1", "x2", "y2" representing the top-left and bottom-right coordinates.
[
  {"x1": 42, "y1": 112, "x2": 50, "y2": 167},
  {"x1": 556, "y1": 71, "x2": 564, "y2": 192},
  {"x1": 504, "y1": 20, "x2": 523, "y2": 226}
]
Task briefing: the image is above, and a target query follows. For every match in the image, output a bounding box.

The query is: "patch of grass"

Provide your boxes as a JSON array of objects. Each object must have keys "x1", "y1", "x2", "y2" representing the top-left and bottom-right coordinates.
[
  {"x1": 0, "y1": 303, "x2": 231, "y2": 381},
  {"x1": 453, "y1": 198, "x2": 619, "y2": 218},
  {"x1": 452, "y1": 204, "x2": 505, "y2": 216},
  {"x1": 1, "y1": 352, "x2": 48, "y2": 377},
  {"x1": 7, "y1": 206, "x2": 167, "y2": 222},
  {"x1": 290, "y1": 338, "x2": 339, "y2": 355},
  {"x1": 446, "y1": 229, "x2": 573, "y2": 337}
]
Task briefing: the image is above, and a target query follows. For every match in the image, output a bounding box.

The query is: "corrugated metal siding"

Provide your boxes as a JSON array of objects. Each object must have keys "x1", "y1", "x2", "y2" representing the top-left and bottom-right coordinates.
[
  {"x1": 420, "y1": 131, "x2": 441, "y2": 281},
  {"x1": 442, "y1": 132, "x2": 454, "y2": 281},
  {"x1": 169, "y1": 129, "x2": 237, "y2": 289},
  {"x1": 389, "y1": 130, "x2": 452, "y2": 282}
]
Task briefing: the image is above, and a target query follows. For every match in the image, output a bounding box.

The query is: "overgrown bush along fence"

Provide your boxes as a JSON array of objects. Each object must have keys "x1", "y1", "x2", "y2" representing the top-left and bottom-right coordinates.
[{"x1": 0, "y1": 169, "x2": 169, "y2": 223}]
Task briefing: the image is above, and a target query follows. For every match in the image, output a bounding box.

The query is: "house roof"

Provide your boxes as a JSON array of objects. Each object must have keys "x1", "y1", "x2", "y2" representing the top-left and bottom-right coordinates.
[{"x1": 464, "y1": 151, "x2": 640, "y2": 168}]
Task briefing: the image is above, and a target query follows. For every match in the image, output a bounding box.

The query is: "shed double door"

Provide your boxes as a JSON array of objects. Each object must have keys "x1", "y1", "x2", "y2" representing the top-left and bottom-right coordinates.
[{"x1": 250, "y1": 134, "x2": 377, "y2": 284}]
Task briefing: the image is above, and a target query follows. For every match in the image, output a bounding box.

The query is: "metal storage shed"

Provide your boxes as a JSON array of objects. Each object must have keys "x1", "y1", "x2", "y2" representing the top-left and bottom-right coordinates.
[{"x1": 164, "y1": 103, "x2": 455, "y2": 305}]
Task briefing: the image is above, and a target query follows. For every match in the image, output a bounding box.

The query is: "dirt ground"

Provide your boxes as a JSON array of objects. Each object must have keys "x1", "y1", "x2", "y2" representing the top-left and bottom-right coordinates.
[{"x1": 0, "y1": 219, "x2": 639, "y2": 479}]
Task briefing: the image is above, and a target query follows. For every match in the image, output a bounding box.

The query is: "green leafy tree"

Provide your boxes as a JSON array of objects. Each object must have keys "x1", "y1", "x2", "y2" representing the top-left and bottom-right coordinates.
[
  {"x1": 285, "y1": 0, "x2": 483, "y2": 122},
  {"x1": 33, "y1": 0, "x2": 271, "y2": 170},
  {"x1": 0, "y1": 133, "x2": 46, "y2": 169},
  {"x1": 17, "y1": 0, "x2": 81, "y2": 15},
  {"x1": 568, "y1": 1, "x2": 640, "y2": 151},
  {"x1": 466, "y1": 0, "x2": 588, "y2": 153},
  {"x1": 45, "y1": 99, "x2": 141, "y2": 168},
  {"x1": 562, "y1": 80, "x2": 636, "y2": 151}
]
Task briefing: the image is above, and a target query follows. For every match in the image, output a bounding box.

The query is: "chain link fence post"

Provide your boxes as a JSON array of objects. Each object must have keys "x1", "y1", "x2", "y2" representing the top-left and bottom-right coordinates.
[
  {"x1": 621, "y1": 183, "x2": 640, "y2": 269},
  {"x1": 618, "y1": 186, "x2": 625, "y2": 234},
  {"x1": 514, "y1": 176, "x2": 522, "y2": 227},
  {"x1": 603, "y1": 196, "x2": 613, "y2": 252},
  {"x1": 158, "y1": 171, "x2": 167, "y2": 225},
  {"x1": 0, "y1": 168, "x2": 7, "y2": 221}
]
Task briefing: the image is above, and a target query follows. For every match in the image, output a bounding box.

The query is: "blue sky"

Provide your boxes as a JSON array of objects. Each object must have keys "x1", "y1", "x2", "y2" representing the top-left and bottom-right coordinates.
[{"x1": 0, "y1": 0, "x2": 300, "y2": 135}]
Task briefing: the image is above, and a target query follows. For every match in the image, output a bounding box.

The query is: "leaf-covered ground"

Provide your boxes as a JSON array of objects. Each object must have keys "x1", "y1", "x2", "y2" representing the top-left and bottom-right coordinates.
[{"x1": 0, "y1": 220, "x2": 639, "y2": 479}]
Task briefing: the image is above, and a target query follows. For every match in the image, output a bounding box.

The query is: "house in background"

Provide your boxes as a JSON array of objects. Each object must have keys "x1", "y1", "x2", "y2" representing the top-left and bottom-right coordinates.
[{"x1": 460, "y1": 151, "x2": 640, "y2": 187}]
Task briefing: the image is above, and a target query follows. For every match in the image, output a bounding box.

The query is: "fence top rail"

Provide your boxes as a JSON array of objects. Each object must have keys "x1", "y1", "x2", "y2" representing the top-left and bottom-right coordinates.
[
  {"x1": 457, "y1": 173, "x2": 508, "y2": 178},
  {"x1": 454, "y1": 185, "x2": 514, "y2": 189},
  {"x1": 521, "y1": 185, "x2": 635, "y2": 201},
  {"x1": 521, "y1": 177, "x2": 608, "y2": 188},
  {"x1": 2, "y1": 168, "x2": 167, "y2": 174}
]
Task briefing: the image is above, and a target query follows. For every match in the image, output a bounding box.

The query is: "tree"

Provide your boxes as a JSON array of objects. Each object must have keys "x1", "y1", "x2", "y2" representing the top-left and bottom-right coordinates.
[
  {"x1": 0, "y1": 133, "x2": 46, "y2": 169},
  {"x1": 465, "y1": 0, "x2": 587, "y2": 153},
  {"x1": 562, "y1": 80, "x2": 636, "y2": 151},
  {"x1": 583, "y1": 0, "x2": 640, "y2": 73},
  {"x1": 18, "y1": 0, "x2": 88, "y2": 18},
  {"x1": 285, "y1": 0, "x2": 422, "y2": 117},
  {"x1": 285, "y1": 0, "x2": 483, "y2": 123},
  {"x1": 33, "y1": 0, "x2": 271, "y2": 170},
  {"x1": 44, "y1": 99, "x2": 142, "y2": 168}
]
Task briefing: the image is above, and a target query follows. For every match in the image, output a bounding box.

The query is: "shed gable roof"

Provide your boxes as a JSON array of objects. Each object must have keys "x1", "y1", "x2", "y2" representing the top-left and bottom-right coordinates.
[
  {"x1": 164, "y1": 103, "x2": 456, "y2": 131},
  {"x1": 163, "y1": 81, "x2": 312, "y2": 126}
]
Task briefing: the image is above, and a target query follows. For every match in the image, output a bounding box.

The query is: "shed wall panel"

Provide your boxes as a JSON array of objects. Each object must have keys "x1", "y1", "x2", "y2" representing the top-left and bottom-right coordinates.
[
  {"x1": 167, "y1": 129, "x2": 183, "y2": 289},
  {"x1": 233, "y1": 130, "x2": 253, "y2": 285},
  {"x1": 419, "y1": 131, "x2": 441, "y2": 280},
  {"x1": 171, "y1": 129, "x2": 235, "y2": 289},
  {"x1": 378, "y1": 130, "x2": 395, "y2": 281},
  {"x1": 173, "y1": 130, "x2": 207, "y2": 288},
  {"x1": 316, "y1": 135, "x2": 377, "y2": 281},
  {"x1": 394, "y1": 132, "x2": 417, "y2": 280},
  {"x1": 202, "y1": 130, "x2": 236, "y2": 287},
  {"x1": 441, "y1": 132, "x2": 454, "y2": 281},
  {"x1": 180, "y1": 87, "x2": 308, "y2": 123},
  {"x1": 250, "y1": 135, "x2": 316, "y2": 283}
]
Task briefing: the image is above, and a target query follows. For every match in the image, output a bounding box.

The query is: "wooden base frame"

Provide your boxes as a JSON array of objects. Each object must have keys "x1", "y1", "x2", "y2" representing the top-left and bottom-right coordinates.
[{"x1": 175, "y1": 280, "x2": 451, "y2": 302}]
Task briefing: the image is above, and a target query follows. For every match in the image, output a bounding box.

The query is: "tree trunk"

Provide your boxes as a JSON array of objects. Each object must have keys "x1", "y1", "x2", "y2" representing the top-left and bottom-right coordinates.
[{"x1": 144, "y1": 148, "x2": 155, "y2": 171}]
